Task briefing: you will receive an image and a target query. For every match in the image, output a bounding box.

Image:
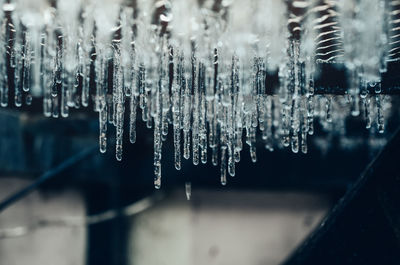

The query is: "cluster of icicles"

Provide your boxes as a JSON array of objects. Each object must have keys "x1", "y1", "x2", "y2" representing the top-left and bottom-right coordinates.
[{"x1": 0, "y1": 0, "x2": 397, "y2": 188}]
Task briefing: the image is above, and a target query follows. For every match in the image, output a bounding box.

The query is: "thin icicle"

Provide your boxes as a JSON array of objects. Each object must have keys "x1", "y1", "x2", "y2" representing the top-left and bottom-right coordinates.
[
  {"x1": 185, "y1": 182, "x2": 191, "y2": 200},
  {"x1": 376, "y1": 94, "x2": 385, "y2": 133},
  {"x1": 129, "y1": 95, "x2": 137, "y2": 144},
  {"x1": 220, "y1": 147, "x2": 227, "y2": 186},
  {"x1": 99, "y1": 100, "x2": 108, "y2": 153}
]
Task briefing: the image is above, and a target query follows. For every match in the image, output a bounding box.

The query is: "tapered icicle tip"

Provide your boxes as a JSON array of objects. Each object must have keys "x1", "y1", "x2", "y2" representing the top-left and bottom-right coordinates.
[
  {"x1": 250, "y1": 146, "x2": 257, "y2": 163},
  {"x1": 185, "y1": 182, "x2": 191, "y2": 200},
  {"x1": 221, "y1": 178, "x2": 227, "y2": 186},
  {"x1": 154, "y1": 178, "x2": 161, "y2": 189},
  {"x1": 116, "y1": 149, "x2": 123, "y2": 161},
  {"x1": 154, "y1": 163, "x2": 162, "y2": 189}
]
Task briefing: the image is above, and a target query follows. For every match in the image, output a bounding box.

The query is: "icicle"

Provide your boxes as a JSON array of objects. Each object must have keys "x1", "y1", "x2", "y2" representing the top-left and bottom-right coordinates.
[
  {"x1": 291, "y1": 133, "x2": 299, "y2": 154},
  {"x1": 212, "y1": 147, "x2": 218, "y2": 166},
  {"x1": 99, "y1": 99, "x2": 108, "y2": 153},
  {"x1": 192, "y1": 53, "x2": 200, "y2": 165},
  {"x1": 0, "y1": 20, "x2": 9, "y2": 107},
  {"x1": 291, "y1": 101, "x2": 300, "y2": 154},
  {"x1": 23, "y1": 31, "x2": 32, "y2": 93},
  {"x1": 376, "y1": 94, "x2": 385, "y2": 133},
  {"x1": 154, "y1": 101, "x2": 163, "y2": 188},
  {"x1": 265, "y1": 96, "x2": 274, "y2": 151},
  {"x1": 113, "y1": 42, "x2": 125, "y2": 161},
  {"x1": 228, "y1": 150, "x2": 235, "y2": 177},
  {"x1": 41, "y1": 32, "x2": 52, "y2": 116},
  {"x1": 282, "y1": 103, "x2": 291, "y2": 147},
  {"x1": 300, "y1": 96, "x2": 308, "y2": 154},
  {"x1": 248, "y1": 127, "x2": 257, "y2": 163},
  {"x1": 199, "y1": 63, "x2": 207, "y2": 165},
  {"x1": 220, "y1": 147, "x2": 227, "y2": 186},
  {"x1": 61, "y1": 85, "x2": 69, "y2": 117},
  {"x1": 183, "y1": 130, "x2": 190, "y2": 160},
  {"x1": 172, "y1": 56, "x2": 182, "y2": 170},
  {"x1": 360, "y1": 85, "x2": 371, "y2": 129},
  {"x1": 153, "y1": 41, "x2": 164, "y2": 189},
  {"x1": 161, "y1": 49, "x2": 170, "y2": 142},
  {"x1": 129, "y1": 96, "x2": 137, "y2": 144},
  {"x1": 31, "y1": 28, "x2": 42, "y2": 96},
  {"x1": 154, "y1": 162, "x2": 161, "y2": 189},
  {"x1": 326, "y1": 96, "x2": 332, "y2": 123},
  {"x1": 307, "y1": 95, "x2": 314, "y2": 135},
  {"x1": 138, "y1": 63, "x2": 146, "y2": 112},
  {"x1": 364, "y1": 96, "x2": 372, "y2": 129},
  {"x1": 174, "y1": 126, "x2": 182, "y2": 170},
  {"x1": 301, "y1": 131, "x2": 308, "y2": 154},
  {"x1": 14, "y1": 30, "x2": 22, "y2": 107},
  {"x1": 79, "y1": 40, "x2": 89, "y2": 108},
  {"x1": 0, "y1": 0, "x2": 396, "y2": 193},
  {"x1": 185, "y1": 182, "x2": 191, "y2": 200},
  {"x1": 182, "y1": 74, "x2": 191, "y2": 160}
]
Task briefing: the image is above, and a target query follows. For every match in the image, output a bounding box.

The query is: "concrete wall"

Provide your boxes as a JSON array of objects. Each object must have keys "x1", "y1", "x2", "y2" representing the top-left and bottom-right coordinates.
[
  {"x1": 128, "y1": 190, "x2": 330, "y2": 265},
  {"x1": 0, "y1": 178, "x2": 86, "y2": 265},
  {"x1": 0, "y1": 181, "x2": 331, "y2": 265}
]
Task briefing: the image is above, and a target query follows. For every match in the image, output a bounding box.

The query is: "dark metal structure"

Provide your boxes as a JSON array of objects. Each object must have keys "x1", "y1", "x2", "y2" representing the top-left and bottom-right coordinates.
[{"x1": 284, "y1": 129, "x2": 400, "y2": 265}]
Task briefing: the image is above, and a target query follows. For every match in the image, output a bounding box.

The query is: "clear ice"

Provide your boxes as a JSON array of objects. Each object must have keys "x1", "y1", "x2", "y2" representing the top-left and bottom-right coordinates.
[{"x1": 0, "y1": 0, "x2": 396, "y2": 188}]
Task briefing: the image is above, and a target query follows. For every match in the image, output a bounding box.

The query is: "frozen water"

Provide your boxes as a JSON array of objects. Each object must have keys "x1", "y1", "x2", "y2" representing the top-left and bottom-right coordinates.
[{"x1": 0, "y1": 0, "x2": 396, "y2": 188}]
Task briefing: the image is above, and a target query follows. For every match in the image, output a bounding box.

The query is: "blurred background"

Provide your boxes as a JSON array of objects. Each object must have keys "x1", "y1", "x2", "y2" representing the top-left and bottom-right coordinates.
[{"x1": 0, "y1": 101, "x2": 398, "y2": 265}]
